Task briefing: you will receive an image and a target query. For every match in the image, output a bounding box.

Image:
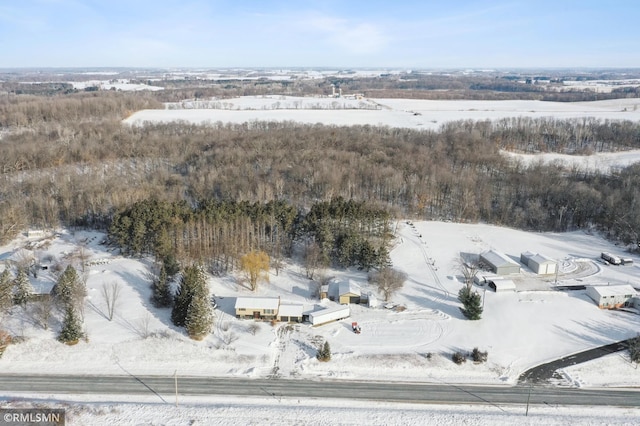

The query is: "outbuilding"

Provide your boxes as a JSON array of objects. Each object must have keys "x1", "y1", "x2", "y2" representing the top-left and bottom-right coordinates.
[
  {"x1": 480, "y1": 250, "x2": 521, "y2": 275},
  {"x1": 487, "y1": 278, "x2": 517, "y2": 292},
  {"x1": 520, "y1": 252, "x2": 557, "y2": 275},
  {"x1": 586, "y1": 285, "x2": 637, "y2": 309},
  {"x1": 338, "y1": 280, "x2": 362, "y2": 304},
  {"x1": 309, "y1": 304, "x2": 350, "y2": 326}
]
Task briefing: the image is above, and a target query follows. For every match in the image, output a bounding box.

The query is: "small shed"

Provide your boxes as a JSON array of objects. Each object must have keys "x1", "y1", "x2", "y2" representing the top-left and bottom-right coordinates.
[
  {"x1": 277, "y1": 304, "x2": 304, "y2": 323},
  {"x1": 586, "y1": 285, "x2": 637, "y2": 309},
  {"x1": 487, "y1": 278, "x2": 516, "y2": 292},
  {"x1": 319, "y1": 284, "x2": 329, "y2": 300},
  {"x1": 480, "y1": 250, "x2": 520, "y2": 275},
  {"x1": 338, "y1": 280, "x2": 362, "y2": 304},
  {"x1": 520, "y1": 252, "x2": 557, "y2": 275},
  {"x1": 234, "y1": 297, "x2": 280, "y2": 320}
]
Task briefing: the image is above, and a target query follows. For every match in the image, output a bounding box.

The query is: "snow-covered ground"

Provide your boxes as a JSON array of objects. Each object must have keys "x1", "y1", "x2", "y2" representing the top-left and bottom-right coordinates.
[
  {"x1": 124, "y1": 96, "x2": 640, "y2": 131},
  {"x1": 2, "y1": 221, "x2": 640, "y2": 423},
  {"x1": 70, "y1": 79, "x2": 164, "y2": 91},
  {"x1": 1, "y1": 222, "x2": 639, "y2": 386},
  {"x1": 3, "y1": 393, "x2": 640, "y2": 426}
]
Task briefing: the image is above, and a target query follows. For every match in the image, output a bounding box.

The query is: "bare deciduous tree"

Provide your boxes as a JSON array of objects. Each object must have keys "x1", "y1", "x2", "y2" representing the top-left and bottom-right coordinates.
[
  {"x1": 456, "y1": 252, "x2": 482, "y2": 290},
  {"x1": 32, "y1": 296, "x2": 54, "y2": 330},
  {"x1": 101, "y1": 281, "x2": 121, "y2": 321},
  {"x1": 369, "y1": 267, "x2": 407, "y2": 302}
]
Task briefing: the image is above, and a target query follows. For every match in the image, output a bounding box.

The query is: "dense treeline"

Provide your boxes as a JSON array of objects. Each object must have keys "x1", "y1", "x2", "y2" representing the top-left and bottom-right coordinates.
[
  {"x1": 109, "y1": 197, "x2": 390, "y2": 271},
  {"x1": 1, "y1": 91, "x2": 640, "y2": 252}
]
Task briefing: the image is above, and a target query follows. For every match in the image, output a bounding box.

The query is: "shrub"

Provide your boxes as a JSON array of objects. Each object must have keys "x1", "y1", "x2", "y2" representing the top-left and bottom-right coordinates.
[
  {"x1": 471, "y1": 347, "x2": 488, "y2": 363},
  {"x1": 317, "y1": 340, "x2": 331, "y2": 362},
  {"x1": 452, "y1": 351, "x2": 466, "y2": 364}
]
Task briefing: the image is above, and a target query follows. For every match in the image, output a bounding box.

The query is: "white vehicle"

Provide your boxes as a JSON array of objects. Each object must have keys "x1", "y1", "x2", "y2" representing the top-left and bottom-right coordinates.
[{"x1": 601, "y1": 252, "x2": 622, "y2": 265}]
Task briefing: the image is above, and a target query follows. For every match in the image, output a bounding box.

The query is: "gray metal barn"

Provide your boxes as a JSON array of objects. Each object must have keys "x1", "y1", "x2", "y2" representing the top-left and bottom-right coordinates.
[
  {"x1": 520, "y1": 251, "x2": 557, "y2": 275},
  {"x1": 480, "y1": 250, "x2": 521, "y2": 275}
]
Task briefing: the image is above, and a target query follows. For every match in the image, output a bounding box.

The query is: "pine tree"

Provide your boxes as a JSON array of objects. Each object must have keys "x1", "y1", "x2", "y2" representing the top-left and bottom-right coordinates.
[
  {"x1": 54, "y1": 265, "x2": 85, "y2": 310},
  {"x1": 171, "y1": 265, "x2": 206, "y2": 327},
  {"x1": 151, "y1": 264, "x2": 172, "y2": 308},
  {"x1": 185, "y1": 291, "x2": 213, "y2": 340},
  {"x1": 458, "y1": 287, "x2": 483, "y2": 320},
  {"x1": 13, "y1": 268, "x2": 33, "y2": 308},
  {"x1": 0, "y1": 268, "x2": 13, "y2": 312},
  {"x1": 58, "y1": 305, "x2": 83, "y2": 345},
  {"x1": 317, "y1": 340, "x2": 331, "y2": 362}
]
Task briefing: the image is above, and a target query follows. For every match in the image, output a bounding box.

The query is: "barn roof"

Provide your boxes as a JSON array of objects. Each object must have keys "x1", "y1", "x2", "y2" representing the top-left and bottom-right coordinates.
[
  {"x1": 481, "y1": 250, "x2": 519, "y2": 268},
  {"x1": 338, "y1": 279, "x2": 361, "y2": 296}
]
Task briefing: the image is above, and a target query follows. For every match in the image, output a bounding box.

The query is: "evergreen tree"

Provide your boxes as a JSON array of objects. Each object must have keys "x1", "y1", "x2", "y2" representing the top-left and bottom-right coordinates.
[
  {"x1": 12, "y1": 268, "x2": 33, "y2": 308},
  {"x1": 58, "y1": 305, "x2": 84, "y2": 344},
  {"x1": 185, "y1": 290, "x2": 213, "y2": 340},
  {"x1": 317, "y1": 340, "x2": 331, "y2": 361},
  {"x1": 151, "y1": 264, "x2": 172, "y2": 308},
  {"x1": 171, "y1": 265, "x2": 206, "y2": 327},
  {"x1": 0, "y1": 268, "x2": 13, "y2": 312},
  {"x1": 458, "y1": 287, "x2": 483, "y2": 320},
  {"x1": 54, "y1": 265, "x2": 85, "y2": 310}
]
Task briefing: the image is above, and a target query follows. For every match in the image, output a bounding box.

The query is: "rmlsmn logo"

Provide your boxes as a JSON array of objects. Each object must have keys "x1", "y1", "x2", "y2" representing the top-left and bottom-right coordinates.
[{"x1": 1, "y1": 409, "x2": 65, "y2": 426}]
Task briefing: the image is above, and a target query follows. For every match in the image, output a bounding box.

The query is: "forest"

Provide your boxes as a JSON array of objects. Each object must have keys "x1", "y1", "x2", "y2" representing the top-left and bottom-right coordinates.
[{"x1": 1, "y1": 72, "x2": 640, "y2": 271}]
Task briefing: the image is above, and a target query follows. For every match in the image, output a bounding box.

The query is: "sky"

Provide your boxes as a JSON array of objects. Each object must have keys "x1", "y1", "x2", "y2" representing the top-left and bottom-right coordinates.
[{"x1": 0, "y1": 0, "x2": 639, "y2": 69}]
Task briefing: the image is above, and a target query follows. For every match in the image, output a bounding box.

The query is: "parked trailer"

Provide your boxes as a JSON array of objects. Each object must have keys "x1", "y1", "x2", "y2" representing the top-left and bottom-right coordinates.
[
  {"x1": 601, "y1": 252, "x2": 622, "y2": 265},
  {"x1": 309, "y1": 304, "x2": 350, "y2": 326}
]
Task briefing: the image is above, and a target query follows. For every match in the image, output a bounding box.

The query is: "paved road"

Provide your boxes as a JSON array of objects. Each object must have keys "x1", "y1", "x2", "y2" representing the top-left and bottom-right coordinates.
[
  {"x1": 1, "y1": 375, "x2": 639, "y2": 408},
  {"x1": 519, "y1": 339, "x2": 632, "y2": 384}
]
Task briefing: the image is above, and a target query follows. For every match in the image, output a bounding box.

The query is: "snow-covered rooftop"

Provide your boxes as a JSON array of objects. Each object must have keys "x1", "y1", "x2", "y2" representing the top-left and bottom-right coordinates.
[{"x1": 234, "y1": 297, "x2": 280, "y2": 310}]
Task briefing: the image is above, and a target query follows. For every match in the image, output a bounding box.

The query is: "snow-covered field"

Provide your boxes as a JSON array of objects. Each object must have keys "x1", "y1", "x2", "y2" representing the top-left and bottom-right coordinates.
[
  {"x1": 124, "y1": 95, "x2": 640, "y2": 131},
  {"x1": 2, "y1": 221, "x2": 640, "y2": 423}
]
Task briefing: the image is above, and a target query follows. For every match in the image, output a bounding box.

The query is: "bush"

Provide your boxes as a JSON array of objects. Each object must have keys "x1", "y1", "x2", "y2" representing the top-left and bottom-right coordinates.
[
  {"x1": 452, "y1": 351, "x2": 466, "y2": 364},
  {"x1": 317, "y1": 340, "x2": 331, "y2": 362},
  {"x1": 471, "y1": 347, "x2": 488, "y2": 363}
]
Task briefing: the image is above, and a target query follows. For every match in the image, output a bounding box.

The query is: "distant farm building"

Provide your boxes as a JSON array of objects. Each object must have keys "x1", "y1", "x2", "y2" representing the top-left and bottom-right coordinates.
[
  {"x1": 520, "y1": 252, "x2": 557, "y2": 275},
  {"x1": 234, "y1": 297, "x2": 280, "y2": 320},
  {"x1": 480, "y1": 250, "x2": 521, "y2": 275},
  {"x1": 586, "y1": 285, "x2": 637, "y2": 309}
]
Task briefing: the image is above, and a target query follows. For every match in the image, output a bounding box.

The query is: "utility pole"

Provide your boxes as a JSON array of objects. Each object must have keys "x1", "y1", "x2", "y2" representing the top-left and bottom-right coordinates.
[{"x1": 174, "y1": 370, "x2": 178, "y2": 407}]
